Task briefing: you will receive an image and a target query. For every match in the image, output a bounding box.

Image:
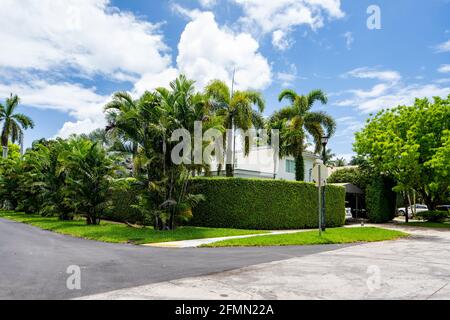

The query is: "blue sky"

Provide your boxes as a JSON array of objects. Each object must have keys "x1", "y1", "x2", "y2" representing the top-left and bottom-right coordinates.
[{"x1": 1, "y1": 0, "x2": 449, "y2": 160}]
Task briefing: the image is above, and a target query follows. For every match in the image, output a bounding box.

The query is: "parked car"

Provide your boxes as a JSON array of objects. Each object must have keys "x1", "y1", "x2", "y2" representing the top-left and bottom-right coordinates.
[
  {"x1": 436, "y1": 205, "x2": 450, "y2": 212},
  {"x1": 397, "y1": 204, "x2": 428, "y2": 218},
  {"x1": 345, "y1": 207, "x2": 352, "y2": 220}
]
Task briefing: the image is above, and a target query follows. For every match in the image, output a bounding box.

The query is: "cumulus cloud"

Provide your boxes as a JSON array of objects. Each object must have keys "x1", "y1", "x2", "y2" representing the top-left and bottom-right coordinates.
[
  {"x1": 0, "y1": 0, "x2": 177, "y2": 137},
  {"x1": 0, "y1": 77, "x2": 110, "y2": 138},
  {"x1": 233, "y1": 0, "x2": 344, "y2": 49},
  {"x1": 336, "y1": 67, "x2": 450, "y2": 113},
  {"x1": 272, "y1": 30, "x2": 294, "y2": 51},
  {"x1": 435, "y1": 39, "x2": 450, "y2": 53},
  {"x1": 176, "y1": 11, "x2": 271, "y2": 90},
  {"x1": 0, "y1": 0, "x2": 172, "y2": 81},
  {"x1": 438, "y1": 64, "x2": 450, "y2": 73},
  {"x1": 198, "y1": 0, "x2": 217, "y2": 8}
]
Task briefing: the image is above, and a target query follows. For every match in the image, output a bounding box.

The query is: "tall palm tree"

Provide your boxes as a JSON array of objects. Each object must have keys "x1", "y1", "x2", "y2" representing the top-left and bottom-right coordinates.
[
  {"x1": 205, "y1": 80, "x2": 265, "y2": 177},
  {"x1": 270, "y1": 89, "x2": 336, "y2": 181},
  {"x1": 0, "y1": 94, "x2": 34, "y2": 158}
]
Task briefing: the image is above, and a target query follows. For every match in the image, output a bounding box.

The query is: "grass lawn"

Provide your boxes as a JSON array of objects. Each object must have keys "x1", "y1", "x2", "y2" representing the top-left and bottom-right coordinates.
[
  {"x1": 0, "y1": 211, "x2": 267, "y2": 244},
  {"x1": 203, "y1": 227, "x2": 408, "y2": 247},
  {"x1": 404, "y1": 221, "x2": 450, "y2": 229}
]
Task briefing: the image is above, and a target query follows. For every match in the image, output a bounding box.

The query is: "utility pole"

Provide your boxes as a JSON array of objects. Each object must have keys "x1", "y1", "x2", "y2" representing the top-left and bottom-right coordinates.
[{"x1": 231, "y1": 68, "x2": 237, "y2": 173}]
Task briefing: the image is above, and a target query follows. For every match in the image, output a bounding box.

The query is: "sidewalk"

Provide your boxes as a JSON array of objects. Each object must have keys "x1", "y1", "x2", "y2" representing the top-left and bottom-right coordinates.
[{"x1": 142, "y1": 229, "x2": 308, "y2": 248}]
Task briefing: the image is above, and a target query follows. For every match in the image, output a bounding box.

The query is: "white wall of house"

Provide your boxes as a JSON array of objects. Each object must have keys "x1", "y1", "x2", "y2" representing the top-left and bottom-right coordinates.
[{"x1": 210, "y1": 146, "x2": 319, "y2": 182}]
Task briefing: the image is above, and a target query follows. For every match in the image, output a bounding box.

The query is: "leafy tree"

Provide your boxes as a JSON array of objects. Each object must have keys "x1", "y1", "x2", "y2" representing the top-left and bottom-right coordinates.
[
  {"x1": 0, "y1": 94, "x2": 34, "y2": 158},
  {"x1": 354, "y1": 95, "x2": 450, "y2": 210},
  {"x1": 269, "y1": 89, "x2": 336, "y2": 181},
  {"x1": 204, "y1": 80, "x2": 265, "y2": 177}
]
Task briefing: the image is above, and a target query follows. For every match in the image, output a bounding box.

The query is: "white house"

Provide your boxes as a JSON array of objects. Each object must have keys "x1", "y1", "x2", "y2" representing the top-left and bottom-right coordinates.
[{"x1": 210, "y1": 146, "x2": 320, "y2": 182}]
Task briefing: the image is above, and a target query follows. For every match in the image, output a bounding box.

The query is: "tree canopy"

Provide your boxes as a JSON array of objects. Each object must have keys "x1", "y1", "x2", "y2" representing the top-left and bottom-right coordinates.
[{"x1": 354, "y1": 95, "x2": 450, "y2": 209}]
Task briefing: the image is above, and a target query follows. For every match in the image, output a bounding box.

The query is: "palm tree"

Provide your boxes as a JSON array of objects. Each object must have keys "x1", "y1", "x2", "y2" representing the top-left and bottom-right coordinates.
[
  {"x1": 0, "y1": 94, "x2": 34, "y2": 158},
  {"x1": 333, "y1": 157, "x2": 347, "y2": 167},
  {"x1": 323, "y1": 148, "x2": 335, "y2": 165},
  {"x1": 204, "y1": 80, "x2": 265, "y2": 177},
  {"x1": 270, "y1": 89, "x2": 336, "y2": 181}
]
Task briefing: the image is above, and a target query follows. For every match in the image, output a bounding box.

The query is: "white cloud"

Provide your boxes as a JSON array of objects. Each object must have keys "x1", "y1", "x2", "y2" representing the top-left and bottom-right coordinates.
[
  {"x1": 276, "y1": 64, "x2": 301, "y2": 86},
  {"x1": 0, "y1": 78, "x2": 110, "y2": 137},
  {"x1": 176, "y1": 11, "x2": 271, "y2": 90},
  {"x1": 198, "y1": 0, "x2": 217, "y2": 8},
  {"x1": 343, "y1": 31, "x2": 354, "y2": 50},
  {"x1": 233, "y1": 0, "x2": 344, "y2": 49},
  {"x1": 57, "y1": 118, "x2": 107, "y2": 139},
  {"x1": 344, "y1": 67, "x2": 401, "y2": 83},
  {"x1": 438, "y1": 64, "x2": 450, "y2": 73},
  {"x1": 337, "y1": 69, "x2": 450, "y2": 113},
  {"x1": 0, "y1": 0, "x2": 172, "y2": 81},
  {"x1": 272, "y1": 30, "x2": 294, "y2": 51},
  {"x1": 435, "y1": 39, "x2": 450, "y2": 53}
]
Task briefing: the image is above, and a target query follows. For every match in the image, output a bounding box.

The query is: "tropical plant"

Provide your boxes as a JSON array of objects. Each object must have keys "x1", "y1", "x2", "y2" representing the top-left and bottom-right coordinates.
[
  {"x1": 322, "y1": 148, "x2": 335, "y2": 165},
  {"x1": 269, "y1": 89, "x2": 336, "y2": 181},
  {"x1": 204, "y1": 80, "x2": 265, "y2": 176},
  {"x1": 332, "y1": 157, "x2": 347, "y2": 167},
  {"x1": 104, "y1": 75, "x2": 208, "y2": 230},
  {"x1": 0, "y1": 94, "x2": 34, "y2": 158},
  {"x1": 58, "y1": 137, "x2": 117, "y2": 225}
]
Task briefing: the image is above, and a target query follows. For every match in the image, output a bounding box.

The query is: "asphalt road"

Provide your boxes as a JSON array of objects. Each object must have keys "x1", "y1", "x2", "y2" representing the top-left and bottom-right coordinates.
[{"x1": 0, "y1": 218, "x2": 350, "y2": 300}]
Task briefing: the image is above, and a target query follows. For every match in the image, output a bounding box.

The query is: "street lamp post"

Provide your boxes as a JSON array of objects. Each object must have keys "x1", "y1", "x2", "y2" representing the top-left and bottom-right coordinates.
[{"x1": 321, "y1": 136, "x2": 329, "y2": 232}]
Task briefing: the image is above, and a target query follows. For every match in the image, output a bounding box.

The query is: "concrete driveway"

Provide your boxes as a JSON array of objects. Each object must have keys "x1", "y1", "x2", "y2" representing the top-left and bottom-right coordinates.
[
  {"x1": 0, "y1": 218, "x2": 348, "y2": 300},
  {"x1": 79, "y1": 224, "x2": 450, "y2": 300}
]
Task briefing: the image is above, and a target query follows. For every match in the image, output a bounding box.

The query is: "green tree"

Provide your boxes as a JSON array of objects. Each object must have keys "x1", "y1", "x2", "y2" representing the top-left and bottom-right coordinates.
[
  {"x1": 204, "y1": 80, "x2": 265, "y2": 177},
  {"x1": 354, "y1": 95, "x2": 450, "y2": 210},
  {"x1": 59, "y1": 137, "x2": 117, "y2": 225},
  {"x1": 269, "y1": 89, "x2": 336, "y2": 181},
  {"x1": 0, "y1": 94, "x2": 34, "y2": 158}
]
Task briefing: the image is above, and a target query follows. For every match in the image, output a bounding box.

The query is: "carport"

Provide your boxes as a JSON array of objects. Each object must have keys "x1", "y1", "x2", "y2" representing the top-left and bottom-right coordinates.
[{"x1": 330, "y1": 183, "x2": 365, "y2": 218}]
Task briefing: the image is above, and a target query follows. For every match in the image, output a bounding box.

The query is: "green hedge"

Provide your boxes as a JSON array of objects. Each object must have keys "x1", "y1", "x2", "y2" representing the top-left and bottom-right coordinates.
[
  {"x1": 189, "y1": 177, "x2": 345, "y2": 230},
  {"x1": 366, "y1": 175, "x2": 397, "y2": 223}
]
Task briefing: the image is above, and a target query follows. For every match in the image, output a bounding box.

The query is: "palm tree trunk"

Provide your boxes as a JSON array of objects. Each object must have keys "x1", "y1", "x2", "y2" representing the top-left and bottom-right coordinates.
[
  {"x1": 294, "y1": 152, "x2": 305, "y2": 181},
  {"x1": 1, "y1": 132, "x2": 8, "y2": 159},
  {"x1": 225, "y1": 120, "x2": 234, "y2": 177}
]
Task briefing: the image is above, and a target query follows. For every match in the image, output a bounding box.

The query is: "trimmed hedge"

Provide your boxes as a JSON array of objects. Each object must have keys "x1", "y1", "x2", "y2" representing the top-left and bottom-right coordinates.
[
  {"x1": 417, "y1": 210, "x2": 449, "y2": 223},
  {"x1": 366, "y1": 175, "x2": 397, "y2": 223},
  {"x1": 189, "y1": 177, "x2": 345, "y2": 230}
]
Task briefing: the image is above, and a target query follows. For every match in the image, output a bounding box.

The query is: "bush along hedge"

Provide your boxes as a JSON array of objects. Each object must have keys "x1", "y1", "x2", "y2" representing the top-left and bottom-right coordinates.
[
  {"x1": 189, "y1": 177, "x2": 346, "y2": 230},
  {"x1": 416, "y1": 210, "x2": 449, "y2": 223},
  {"x1": 366, "y1": 175, "x2": 397, "y2": 223}
]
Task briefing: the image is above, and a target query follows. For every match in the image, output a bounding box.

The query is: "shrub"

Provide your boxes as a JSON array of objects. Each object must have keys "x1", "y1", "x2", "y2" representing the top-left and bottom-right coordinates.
[
  {"x1": 189, "y1": 177, "x2": 345, "y2": 230},
  {"x1": 416, "y1": 210, "x2": 449, "y2": 223},
  {"x1": 366, "y1": 175, "x2": 397, "y2": 223}
]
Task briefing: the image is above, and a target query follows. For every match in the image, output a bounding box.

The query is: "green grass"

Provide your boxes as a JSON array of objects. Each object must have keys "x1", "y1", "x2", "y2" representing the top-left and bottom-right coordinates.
[
  {"x1": 404, "y1": 221, "x2": 450, "y2": 229},
  {"x1": 203, "y1": 227, "x2": 408, "y2": 247},
  {"x1": 0, "y1": 211, "x2": 267, "y2": 244}
]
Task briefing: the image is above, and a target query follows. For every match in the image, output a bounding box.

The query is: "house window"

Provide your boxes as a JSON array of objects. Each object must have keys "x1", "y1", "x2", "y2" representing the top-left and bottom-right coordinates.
[{"x1": 286, "y1": 160, "x2": 295, "y2": 173}]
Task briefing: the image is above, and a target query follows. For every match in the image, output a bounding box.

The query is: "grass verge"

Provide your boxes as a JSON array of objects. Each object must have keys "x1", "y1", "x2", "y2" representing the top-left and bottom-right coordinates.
[
  {"x1": 0, "y1": 211, "x2": 267, "y2": 244},
  {"x1": 203, "y1": 227, "x2": 408, "y2": 247}
]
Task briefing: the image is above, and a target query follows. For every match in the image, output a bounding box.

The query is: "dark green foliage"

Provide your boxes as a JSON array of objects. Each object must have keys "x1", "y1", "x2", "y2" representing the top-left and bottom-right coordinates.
[
  {"x1": 295, "y1": 152, "x2": 305, "y2": 181},
  {"x1": 416, "y1": 210, "x2": 449, "y2": 223},
  {"x1": 366, "y1": 175, "x2": 397, "y2": 223},
  {"x1": 327, "y1": 167, "x2": 369, "y2": 191},
  {"x1": 189, "y1": 177, "x2": 345, "y2": 230}
]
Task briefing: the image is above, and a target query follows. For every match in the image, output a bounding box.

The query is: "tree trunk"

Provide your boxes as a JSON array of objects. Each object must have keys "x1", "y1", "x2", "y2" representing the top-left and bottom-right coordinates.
[{"x1": 294, "y1": 152, "x2": 305, "y2": 181}]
